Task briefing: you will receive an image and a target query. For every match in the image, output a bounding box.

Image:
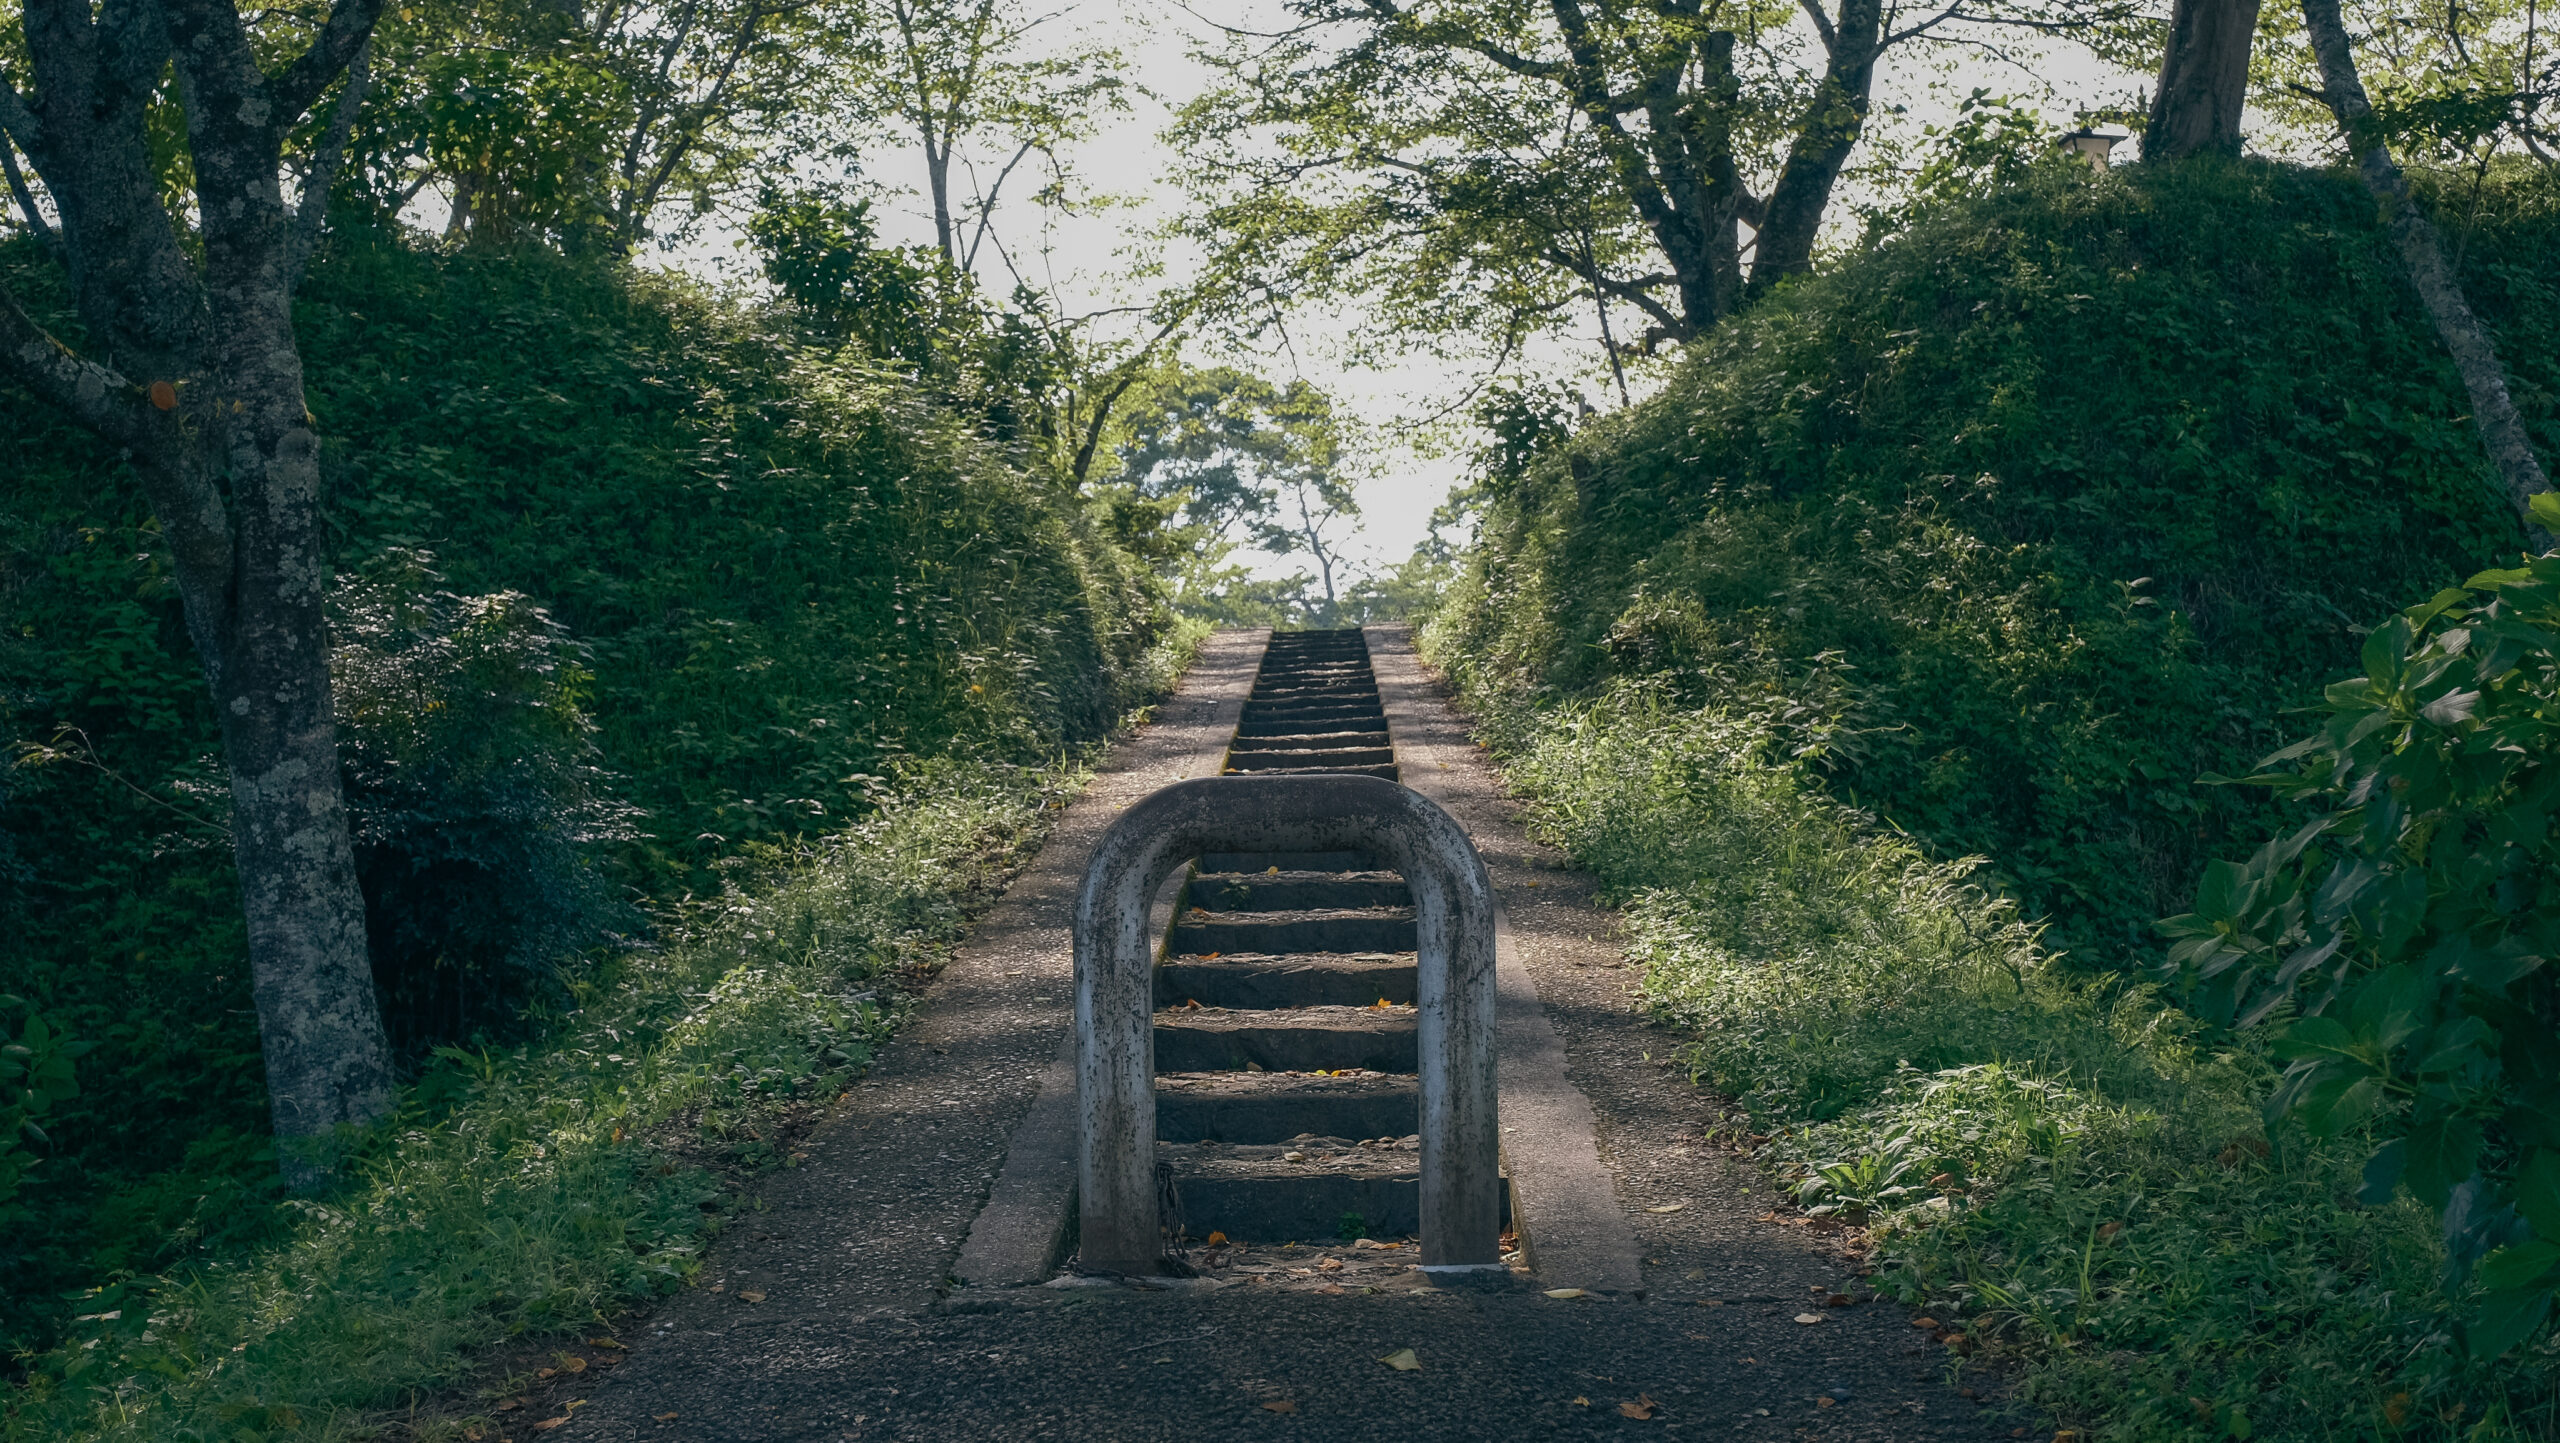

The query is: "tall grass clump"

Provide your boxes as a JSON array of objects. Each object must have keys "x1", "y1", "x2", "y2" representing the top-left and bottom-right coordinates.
[
  {"x1": 0, "y1": 753, "x2": 1098, "y2": 1443},
  {"x1": 1442, "y1": 665, "x2": 2560, "y2": 1440}
]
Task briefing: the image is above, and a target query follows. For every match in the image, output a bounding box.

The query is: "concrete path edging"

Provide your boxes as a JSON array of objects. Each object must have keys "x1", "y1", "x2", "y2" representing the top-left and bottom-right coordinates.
[
  {"x1": 1365, "y1": 625, "x2": 1647, "y2": 1296},
  {"x1": 947, "y1": 630, "x2": 1269, "y2": 1287}
]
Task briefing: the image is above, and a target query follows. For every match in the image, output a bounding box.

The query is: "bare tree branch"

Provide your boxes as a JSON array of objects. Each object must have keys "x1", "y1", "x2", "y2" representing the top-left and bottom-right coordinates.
[{"x1": 286, "y1": 34, "x2": 369, "y2": 292}]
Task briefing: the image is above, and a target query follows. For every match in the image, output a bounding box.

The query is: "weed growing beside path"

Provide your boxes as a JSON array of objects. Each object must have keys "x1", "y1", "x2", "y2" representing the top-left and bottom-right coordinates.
[
  {"x1": 1, "y1": 624, "x2": 1204, "y2": 1443},
  {"x1": 1431, "y1": 666, "x2": 2560, "y2": 1441}
]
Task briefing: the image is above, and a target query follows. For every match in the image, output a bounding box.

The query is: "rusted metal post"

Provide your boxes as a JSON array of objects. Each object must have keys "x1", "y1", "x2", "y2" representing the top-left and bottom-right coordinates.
[{"x1": 1072, "y1": 775, "x2": 1500, "y2": 1275}]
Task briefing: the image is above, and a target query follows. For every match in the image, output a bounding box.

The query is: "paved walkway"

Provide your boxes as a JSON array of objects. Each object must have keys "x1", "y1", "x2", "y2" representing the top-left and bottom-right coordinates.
[{"x1": 555, "y1": 629, "x2": 2021, "y2": 1442}]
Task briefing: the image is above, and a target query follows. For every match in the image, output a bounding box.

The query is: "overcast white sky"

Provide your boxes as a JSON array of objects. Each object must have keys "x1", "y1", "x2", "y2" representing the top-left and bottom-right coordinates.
[{"x1": 693, "y1": 0, "x2": 2157, "y2": 581}]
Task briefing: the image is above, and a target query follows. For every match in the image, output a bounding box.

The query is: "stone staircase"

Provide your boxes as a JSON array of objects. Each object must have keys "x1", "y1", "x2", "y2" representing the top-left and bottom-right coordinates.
[{"x1": 1150, "y1": 628, "x2": 1507, "y2": 1244}]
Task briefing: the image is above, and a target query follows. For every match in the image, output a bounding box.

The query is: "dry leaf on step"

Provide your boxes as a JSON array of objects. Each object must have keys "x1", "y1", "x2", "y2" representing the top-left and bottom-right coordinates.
[
  {"x1": 1794, "y1": 1313, "x2": 1826, "y2": 1325},
  {"x1": 1644, "y1": 1203, "x2": 1684, "y2": 1213},
  {"x1": 1377, "y1": 1348, "x2": 1421, "y2": 1371},
  {"x1": 1542, "y1": 1288, "x2": 1587, "y2": 1300},
  {"x1": 1261, "y1": 1400, "x2": 1299, "y2": 1414},
  {"x1": 1205, "y1": 1232, "x2": 1228, "y2": 1245},
  {"x1": 653, "y1": 1414, "x2": 679, "y2": 1422},
  {"x1": 531, "y1": 1418, "x2": 570, "y2": 1432},
  {"x1": 1619, "y1": 1394, "x2": 1658, "y2": 1420},
  {"x1": 1571, "y1": 1396, "x2": 1589, "y2": 1407},
  {"x1": 738, "y1": 1290, "x2": 767, "y2": 1303}
]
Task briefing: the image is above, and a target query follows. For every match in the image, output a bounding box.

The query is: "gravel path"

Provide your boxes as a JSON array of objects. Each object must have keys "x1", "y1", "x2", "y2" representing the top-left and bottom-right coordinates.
[{"x1": 545, "y1": 630, "x2": 2027, "y2": 1443}]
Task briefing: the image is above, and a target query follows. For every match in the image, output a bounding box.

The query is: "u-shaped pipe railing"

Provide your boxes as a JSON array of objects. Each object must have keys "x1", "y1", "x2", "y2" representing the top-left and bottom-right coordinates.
[{"x1": 1073, "y1": 775, "x2": 1502, "y2": 1275}]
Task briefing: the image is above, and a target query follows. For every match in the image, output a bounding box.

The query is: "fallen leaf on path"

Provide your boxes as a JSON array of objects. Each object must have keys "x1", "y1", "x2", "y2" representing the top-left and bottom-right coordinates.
[
  {"x1": 1826, "y1": 1293, "x2": 1852, "y2": 1307},
  {"x1": 1644, "y1": 1203, "x2": 1684, "y2": 1213},
  {"x1": 1377, "y1": 1348, "x2": 1421, "y2": 1371},
  {"x1": 530, "y1": 1419, "x2": 569, "y2": 1432},
  {"x1": 1261, "y1": 1400, "x2": 1298, "y2": 1414},
  {"x1": 535, "y1": 1368, "x2": 557, "y2": 1380},
  {"x1": 1205, "y1": 1231, "x2": 1228, "y2": 1245},
  {"x1": 738, "y1": 1290, "x2": 767, "y2": 1303},
  {"x1": 1571, "y1": 1396, "x2": 1588, "y2": 1407},
  {"x1": 557, "y1": 1356, "x2": 587, "y2": 1373},
  {"x1": 1311, "y1": 1283, "x2": 1345, "y2": 1295},
  {"x1": 1912, "y1": 1317, "x2": 1939, "y2": 1329},
  {"x1": 1794, "y1": 1313, "x2": 1825, "y2": 1325},
  {"x1": 496, "y1": 1400, "x2": 523, "y2": 1412},
  {"x1": 1619, "y1": 1394, "x2": 1658, "y2": 1420},
  {"x1": 1541, "y1": 1288, "x2": 1588, "y2": 1300},
  {"x1": 1316, "y1": 1257, "x2": 1344, "y2": 1271}
]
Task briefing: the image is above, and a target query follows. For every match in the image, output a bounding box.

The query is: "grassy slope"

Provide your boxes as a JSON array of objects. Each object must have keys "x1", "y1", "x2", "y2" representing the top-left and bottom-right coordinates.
[
  {"x1": 1434, "y1": 676, "x2": 2553, "y2": 1441},
  {"x1": 1426, "y1": 160, "x2": 2560, "y2": 1439},
  {"x1": 0, "y1": 232, "x2": 1180, "y2": 1381},
  {"x1": 1435, "y1": 159, "x2": 2557, "y2": 970}
]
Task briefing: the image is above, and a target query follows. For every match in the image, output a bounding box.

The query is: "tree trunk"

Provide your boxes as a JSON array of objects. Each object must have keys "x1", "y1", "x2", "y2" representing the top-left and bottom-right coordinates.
[
  {"x1": 1749, "y1": 0, "x2": 1884, "y2": 292},
  {"x1": 2, "y1": 0, "x2": 394, "y2": 1188},
  {"x1": 2147, "y1": 0, "x2": 2260, "y2": 160},
  {"x1": 2300, "y1": 0, "x2": 2553, "y2": 523}
]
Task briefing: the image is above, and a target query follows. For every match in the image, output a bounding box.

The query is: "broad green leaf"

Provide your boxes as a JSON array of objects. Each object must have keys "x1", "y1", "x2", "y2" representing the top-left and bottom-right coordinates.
[
  {"x1": 2195, "y1": 860, "x2": 2247, "y2": 923},
  {"x1": 2269, "y1": 1016, "x2": 2357, "y2": 1062},
  {"x1": 2359, "y1": 1139, "x2": 2406, "y2": 1206},
  {"x1": 2516, "y1": 1150, "x2": 2560, "y2": 1241},
  {"x1": 2403, "y1": 1112, "x2": 2484, "y2": 1207},
  {"x1": 2297, "y1": 1072, "x2": 2384, "y2": 1136},
  {"x1": 2478, "y1": 1240, "x2": 2560, "y2": 1292},
  {"x1": 2466, "y1": 1286, "x2": 2553, "y2": 1360}
]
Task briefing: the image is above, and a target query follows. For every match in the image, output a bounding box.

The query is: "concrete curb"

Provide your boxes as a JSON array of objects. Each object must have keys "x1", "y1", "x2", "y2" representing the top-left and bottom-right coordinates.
[
  {"x1": 948, "y1": 629, "x2": 1270, "y2": 1288},
  {"x1": 1365, "y1": 625, "x2": 1647, "y2": 1296}
]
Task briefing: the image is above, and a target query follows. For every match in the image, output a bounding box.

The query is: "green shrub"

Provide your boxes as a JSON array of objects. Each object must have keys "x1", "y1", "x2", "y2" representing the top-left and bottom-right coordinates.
[
  {"x1": 1433, "y1": 663, "x2": 2560, "y2": 1439},
  {"x1": 2166, "y1": 517, "x2": 2560, "y2": 1364},
  {"x1": 334, "y1": 551, "x2": 641, "y2": 1058},
  {"x1": 1433, "y1": 158, "x2": 2558, "y2": 970}
]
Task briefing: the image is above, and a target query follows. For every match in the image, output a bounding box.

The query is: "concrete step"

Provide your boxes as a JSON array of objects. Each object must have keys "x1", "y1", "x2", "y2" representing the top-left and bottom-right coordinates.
[
  {"x1": 1154, "y1": 1004, "x2": 1416, "y2": 1072},
  {"x1": 1221, "y1": 763, "x2": 1400, "y2": 781},
  {"x1": 1198, "y1": 850, "x2": 1386, "y2": 872},
  {"x1": 1236, "y1": 716, "x2": 1386, "y2": 739},
  {"x1": 1239, "y1": 714, "x2": 1388, "y2": 735},
  {"x1": 1188, "y1": 871, "x2": 1410, "y2": 911},
  {"x1": 1226, "y1": 729, "x2": 1390, "y2": 753},
  {"x1": 1155, "y1": 1071, "x2": 1416, "y2": 1143},
  {"x1": 1171, "y1": 908, "x2": 1417, "y2": 955},
  {"x1": 1156, "y1": 952, "x2": 1415, "y2": 1008},
  {"x1": 1224, "y1": 747, "x2": 1395, "y2": 771},
  {"x1": 1159, "y1": 1138, "x2": 1509, "y2": 1242},
  {"x1": 1239, "y1": 701, "x2": 1382, "y2": 716},
  {"x1": 1244, "y1": 680, "x2": 1372, "y2": 695}
]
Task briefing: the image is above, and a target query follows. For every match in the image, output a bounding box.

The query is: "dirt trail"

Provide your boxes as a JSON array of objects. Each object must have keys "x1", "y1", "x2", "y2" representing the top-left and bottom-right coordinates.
[{"x1": 547, "y1": 628, "x2": 2022, "y2": 1442}]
